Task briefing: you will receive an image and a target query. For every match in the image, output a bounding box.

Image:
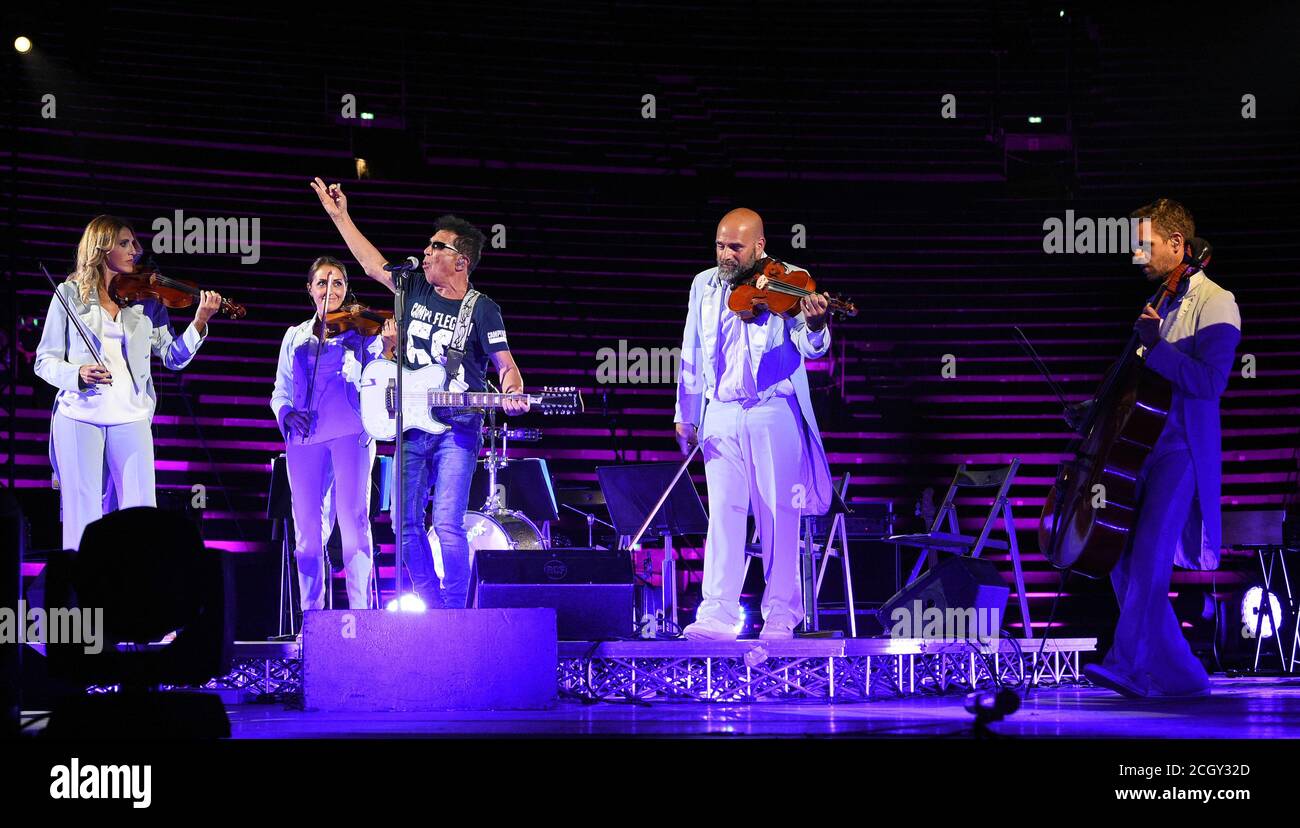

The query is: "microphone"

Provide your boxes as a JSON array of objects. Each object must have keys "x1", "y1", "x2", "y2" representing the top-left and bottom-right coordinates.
[{"x1": 383, "y1": 256, "x2": 422, "y2": 273}]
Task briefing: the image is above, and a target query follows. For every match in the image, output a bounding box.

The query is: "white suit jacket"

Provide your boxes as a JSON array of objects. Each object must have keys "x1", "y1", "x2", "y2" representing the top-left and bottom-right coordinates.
[{"x1": 674, "y1": 263, "x2": 834, "y2": 515}]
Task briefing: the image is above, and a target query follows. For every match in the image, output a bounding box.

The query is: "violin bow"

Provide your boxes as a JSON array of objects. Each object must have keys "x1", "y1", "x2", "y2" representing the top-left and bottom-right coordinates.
[
  {"x1": 299, "y1": 292, "x2": 328, "y2": 443},
  {"x1": 40, "y1": 262, "x2": 108, "y2": 368}
]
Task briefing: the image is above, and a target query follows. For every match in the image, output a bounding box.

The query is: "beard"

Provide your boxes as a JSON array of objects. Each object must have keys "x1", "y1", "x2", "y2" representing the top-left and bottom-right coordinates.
[{"x1": 718, "y1": 253, "x2": 758, "y2": 284}]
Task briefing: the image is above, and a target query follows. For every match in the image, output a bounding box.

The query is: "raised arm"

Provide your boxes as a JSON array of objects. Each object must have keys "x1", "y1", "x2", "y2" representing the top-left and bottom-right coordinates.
[{"x1": 309, "y1": 177, "x2": 395, "y2": 293}]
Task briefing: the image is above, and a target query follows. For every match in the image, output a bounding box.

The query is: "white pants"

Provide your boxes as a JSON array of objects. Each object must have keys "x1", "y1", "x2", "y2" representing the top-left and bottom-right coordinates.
[
  {"x1": 695, "y1": 395, "x2": 806, "y2": 629},
  {"x1": 285, "y1": 434, "x2": 376, "y2": 610},
  {"x1": 51, "y1": 412, "x2": 156, "y2": 551}
]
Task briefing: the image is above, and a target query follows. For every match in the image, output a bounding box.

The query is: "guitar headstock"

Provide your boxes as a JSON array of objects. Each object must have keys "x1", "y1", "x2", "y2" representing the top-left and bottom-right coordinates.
[{"x1": 537, "y1": 386, "x2": 584, "y2": 416}]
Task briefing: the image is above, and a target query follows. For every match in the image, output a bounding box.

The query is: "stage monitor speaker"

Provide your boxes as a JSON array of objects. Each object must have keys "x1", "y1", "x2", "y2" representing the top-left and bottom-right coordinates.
[
  {"x1": 880, "y1": 556, "x2": 1009, "y2": 633},
  {"x1": 471, "y1": 548, "x2": 634, "y2": 641}
]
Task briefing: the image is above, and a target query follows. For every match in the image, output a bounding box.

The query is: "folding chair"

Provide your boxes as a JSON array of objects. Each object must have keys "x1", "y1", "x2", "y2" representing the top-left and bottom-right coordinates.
[
  {"x1": 887, "y1": 459, "x2": 1032, "y2": 639},
  {"x1": 742, "y1": 474, "x2": 859, "y2": 635}
]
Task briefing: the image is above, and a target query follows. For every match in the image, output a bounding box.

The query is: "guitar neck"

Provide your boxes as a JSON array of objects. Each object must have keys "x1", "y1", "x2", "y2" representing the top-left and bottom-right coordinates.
[{"x1": 426, "y1": 391, "x2": 539, "y2": 409}]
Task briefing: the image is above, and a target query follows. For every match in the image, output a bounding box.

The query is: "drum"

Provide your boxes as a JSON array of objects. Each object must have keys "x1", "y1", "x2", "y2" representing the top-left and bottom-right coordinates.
[{"x1": 429, "y1": 509, "x2": 545, "y2": 580}]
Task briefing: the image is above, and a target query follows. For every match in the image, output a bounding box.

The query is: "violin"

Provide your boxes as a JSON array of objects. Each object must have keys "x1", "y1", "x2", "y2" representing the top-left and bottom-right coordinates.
[
  {"x1": 296, "y1": 300, "x2": 393, "y2": 443},
  {"x1": 1039, "y1": 239, "x2": 1213, "y2": 577},
  {"x1": 322, "y1": 302, "x2": 393, "y2": 338},
  {"x1": 112, "y1": 266, "x2": 247, "y2": 319},
  {"x1": 726, "y1": 257, "x2": 858, "y2": 322}
]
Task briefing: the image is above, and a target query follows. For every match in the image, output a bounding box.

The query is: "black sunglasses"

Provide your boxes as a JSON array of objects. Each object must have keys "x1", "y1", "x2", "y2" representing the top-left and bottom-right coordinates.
[{"x1": 429, "y1": 240, "x2": 461, "y2": 255}]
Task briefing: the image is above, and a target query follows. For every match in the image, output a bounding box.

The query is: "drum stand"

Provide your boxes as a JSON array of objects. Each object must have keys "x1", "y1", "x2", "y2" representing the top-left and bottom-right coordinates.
[
  {"x1": 481, "y1": 403, "x2": 509, "y2": 514},
  {"x1": 478, "y1": 397, "x2": 551, "y2": 547}
]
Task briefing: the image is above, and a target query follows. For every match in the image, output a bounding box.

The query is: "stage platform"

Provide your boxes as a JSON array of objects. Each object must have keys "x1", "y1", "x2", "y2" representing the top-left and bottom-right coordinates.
[
  {"x1": 38, "y1": 641, "x2": 1300, "y2": 740},
  {"x1": 209, "y1": 676, "x2": 1300, "y2": 739},
  {"x1": 196, "y1": 636, "x2": 1097, "y2": 703}
]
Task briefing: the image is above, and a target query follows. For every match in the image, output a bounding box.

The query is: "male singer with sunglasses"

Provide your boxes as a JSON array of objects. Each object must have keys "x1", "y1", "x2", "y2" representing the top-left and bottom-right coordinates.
[{"x1": 310, "y1": 178, "x2": 529, "y2": 609}]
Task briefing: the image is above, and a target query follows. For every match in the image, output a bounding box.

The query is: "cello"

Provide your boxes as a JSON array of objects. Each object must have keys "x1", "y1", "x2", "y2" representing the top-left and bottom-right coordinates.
[{"x1": 1039, "y1": 239, "x2": 1213, "y2": 578}]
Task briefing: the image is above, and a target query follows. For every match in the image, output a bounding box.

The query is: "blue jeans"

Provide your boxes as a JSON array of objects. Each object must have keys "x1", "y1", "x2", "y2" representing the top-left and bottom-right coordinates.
[{"x1": 393, "y1": 412, "x2": 482, "y2": 608}]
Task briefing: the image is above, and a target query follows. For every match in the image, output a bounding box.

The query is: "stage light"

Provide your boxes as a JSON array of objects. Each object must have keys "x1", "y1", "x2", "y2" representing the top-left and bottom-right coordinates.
[
  {"x1": 355, "y1": 157, "x2": 370, "y2": 179},
  {"x1": 964, "y1": 688, "x2": 1021, "y2": 735},
  {"x1": 385, "y1": 593, "x2": 427, "y2": 613},
  {"x1": 43, "y1": 507, "x2": 232, "y2": 738},
  {"x1": 14, "y1": 36, "x2": 33, "y2": 54},
  {"x1": 1241, "y1": 587, "x2": 1283, "y2": 639},
  {"x1": 1028, "y1": 116, "x2": 1043, "y2": 124},
  {"x1": 360, "y1": 112, "x2": 375, "y2": 120}
]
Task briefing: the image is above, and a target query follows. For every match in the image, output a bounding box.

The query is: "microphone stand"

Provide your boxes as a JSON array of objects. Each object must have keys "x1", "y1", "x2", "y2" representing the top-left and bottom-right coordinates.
[
  {"x1": 560, "y1": 504, "x2": 616, "y2": 548},
  {"x1": 392, "y1": 269, "x2": 409, "y2": 607}
]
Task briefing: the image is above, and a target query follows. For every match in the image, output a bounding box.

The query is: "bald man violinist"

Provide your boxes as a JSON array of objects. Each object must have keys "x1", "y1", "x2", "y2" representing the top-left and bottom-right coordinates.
[{"x1": 673, "y1": 208, "x2": 833, "y2": 640}]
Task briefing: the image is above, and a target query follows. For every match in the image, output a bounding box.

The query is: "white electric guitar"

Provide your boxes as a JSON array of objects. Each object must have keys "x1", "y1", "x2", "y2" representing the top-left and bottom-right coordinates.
[{"x1": 359, "y1": 360, "x2": 583, "y2": 440}]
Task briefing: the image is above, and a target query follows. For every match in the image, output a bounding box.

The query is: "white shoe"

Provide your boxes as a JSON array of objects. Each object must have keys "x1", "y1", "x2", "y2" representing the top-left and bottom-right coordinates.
[
  {"x1": 759, "y1": 622, "x2": 796, "y2": 641},
  {"x1": 683, "y1": 617, "x2": 738, "y2": 641}
]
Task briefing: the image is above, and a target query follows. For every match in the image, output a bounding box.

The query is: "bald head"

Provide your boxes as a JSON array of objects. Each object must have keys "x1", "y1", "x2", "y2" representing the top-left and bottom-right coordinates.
[
  {"x1": 715, "y1": 208, "x2": 766, "y2": 281},
  {"x1": 718, "y1": 208, "x2": 765, "y2": 240}
]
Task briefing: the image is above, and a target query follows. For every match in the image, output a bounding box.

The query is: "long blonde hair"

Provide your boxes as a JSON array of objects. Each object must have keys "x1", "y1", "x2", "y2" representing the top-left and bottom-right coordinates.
[{"x1": 68, "y1": 215, "x2": 136, "y2": 303}]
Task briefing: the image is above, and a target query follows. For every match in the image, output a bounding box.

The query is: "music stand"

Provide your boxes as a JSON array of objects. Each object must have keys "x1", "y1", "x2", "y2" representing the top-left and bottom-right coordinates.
[
  {"x1": 470, "y1": 458, "x2": 560, "y2": 524},
  {"x1": 596, "y1": 463, "x2": 709, "y2": 630},
  {"x1": 266, "y1": 455, "x2": 297, "y2": 637}
]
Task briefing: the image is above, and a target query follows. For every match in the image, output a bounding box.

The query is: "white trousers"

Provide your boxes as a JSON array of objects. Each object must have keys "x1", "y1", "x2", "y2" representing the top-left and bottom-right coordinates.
[
  {"x1": 285, "y1": 434, "x2": 376, "y2": 610},
  {"x1": 51, "y1": 412, "x2": 156, "y2": 551},
  {"x1": 695, "y1": 395, "x2": 806, "y2": 629}
]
